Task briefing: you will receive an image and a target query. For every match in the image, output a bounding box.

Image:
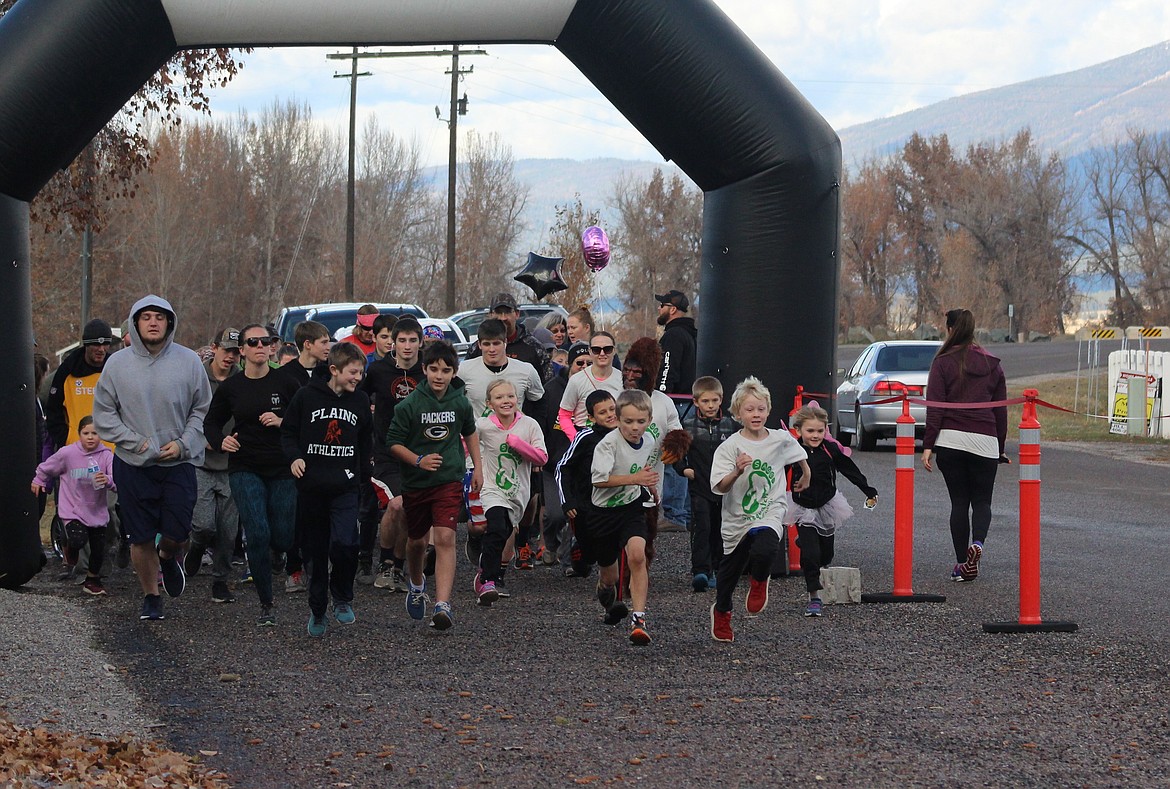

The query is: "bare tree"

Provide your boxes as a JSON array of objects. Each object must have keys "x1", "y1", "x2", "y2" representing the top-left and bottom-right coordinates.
[
  {"x1": 611, "y1": 169, "x2": 702, "y2": 340},
  {"x1": 455, "y1": 131, "x2": 529, "y2": 306},
  {"x1": 546, "y1": 195, "x2": 603, "y2": 311},
  {"x1": 840, "y1": 159, "x2": 907, "y2": 331}
]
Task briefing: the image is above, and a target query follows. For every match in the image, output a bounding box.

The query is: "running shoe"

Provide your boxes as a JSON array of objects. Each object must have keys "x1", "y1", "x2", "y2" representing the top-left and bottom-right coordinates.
[
  {"x1": 628, "y1": 613, "x2": 651, "y2": 645},
  {"x1": 356, "y1": 558, "x2": 374, "y2": 585},
  {"x1": 603, "y1": 600, "x2": 629, "y2": 626},
  {"x1": 746, "y1": 578, "x2": 769, "y2": 615},
  {"x1": 241, "y1": 567, "x2": 253, "y2": 584},
  {"x1": 82, "y1": 578, "x2": 107, "y2": 596},
  {"x1": 495, "y1": 579, "x2": 510, "y2": 599},
  {"x1": 465, "y1": 534, "x2": 482, "y2": 567},
  {"x1": 430, "y1": 601, "x2": 454, "y2": 630},
  {"x1": 285, "y1": 570, "x2": 307, "y2": 593},
  {"x1": 406, "y1": 587, "x2": 429, "y2": 621},
  {"x1": 692, "y1": 573, "x2": 709, "y2": 593},
  {"x1": 257, "y1": 605, "x2": 276, "y2": 627},
  {"x1": 424, "y1": 545, "x2": 437, "y2": 576},
  {"x1": 709, "y1": 574, "x2": 718, "y2": 590},
  {"x1": 961, "y1": 543, "x2": 983, "y2": 581},
  {"x1": 710, "y1": 605, "x2": 734, "y2": 642},
  {"x1": 392, "y1": 567, "x2": 409, "y2": 593},
  {"x1": 333, "y1": 602, "x2": 356, "y2": 625},
  {"x1": 159, "y1": 555, "x2": 186, "y2": 598},
  {"x1": 950, "y1": 564, "x2": 967, "y2": 582},
  {"x1": 373, "y1": 562, "x2": 396, "y2": 589},
  {"x1": 804, "y1": 597, "x2": 823, "y2": 617},
  {"x1": 477, "y1": 580, "x2": 498, "y2": 607},
  {"x1": 540, "y1": 546, "x2": 556, "y2": 566},
  {"x1": 139, "y1": 594, "x2": 164, "y2": 621},
  {"x1": 307, "y1": 611, "x2": 327, "y2": 637},
  {"x1": 212, "y1": 580, "x2": 236, "y2": 604},
  {"x1": 57, "y1": 565, "x2": 76, "y2": 582},
  {"x1": 516, "y1": 545, "x2": 533, "y2": 570},
  {"x1": 184, "y1": 544, "x2": 204, "y2": 577}
]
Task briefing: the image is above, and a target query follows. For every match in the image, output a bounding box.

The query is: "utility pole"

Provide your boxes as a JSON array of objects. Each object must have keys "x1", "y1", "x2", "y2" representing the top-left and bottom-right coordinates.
[
  {"x1": 331, "y1": 48, "x2": 370, "y2": 302},
  {"x1": 328, "y1": 47, "x2": 486, "y2": 308}
]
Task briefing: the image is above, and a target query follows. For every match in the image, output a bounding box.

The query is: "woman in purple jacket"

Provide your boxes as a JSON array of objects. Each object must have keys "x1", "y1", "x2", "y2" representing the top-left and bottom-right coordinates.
[{"x1": 921, "y1": 309, "x2": 1008, "y2": 582}]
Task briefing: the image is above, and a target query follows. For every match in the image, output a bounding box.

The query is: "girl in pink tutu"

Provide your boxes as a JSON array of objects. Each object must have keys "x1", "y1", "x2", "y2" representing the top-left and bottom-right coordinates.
[{"x1": 789, "y1": 405, "x2": 878, "y2": 617}]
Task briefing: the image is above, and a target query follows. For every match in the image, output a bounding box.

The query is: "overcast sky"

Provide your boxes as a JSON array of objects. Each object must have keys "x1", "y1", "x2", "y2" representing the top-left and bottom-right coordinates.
[{"x1": 200, "y1": 0, "x2": 1170, "y2": 168}]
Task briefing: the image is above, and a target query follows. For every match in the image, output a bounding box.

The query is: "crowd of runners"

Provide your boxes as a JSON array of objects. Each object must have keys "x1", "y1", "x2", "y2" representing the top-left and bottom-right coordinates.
[{"x1": 34, "y1": 289, "x2": 893, "y2": 645}]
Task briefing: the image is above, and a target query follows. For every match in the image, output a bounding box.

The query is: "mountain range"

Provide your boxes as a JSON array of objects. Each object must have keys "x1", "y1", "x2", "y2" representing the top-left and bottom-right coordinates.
[{"x1": 431, "y1": 40, "x2": 1170, "y2": 266}]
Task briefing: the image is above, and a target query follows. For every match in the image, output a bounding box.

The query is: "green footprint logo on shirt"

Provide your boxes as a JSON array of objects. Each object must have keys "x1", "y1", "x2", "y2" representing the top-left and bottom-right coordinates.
[
  {"x1": 495, "y1": 443, "x2": 521, "y2": 491},
  {"x1": 741, "y1": 469, "x2": 773, "y2": 520}
]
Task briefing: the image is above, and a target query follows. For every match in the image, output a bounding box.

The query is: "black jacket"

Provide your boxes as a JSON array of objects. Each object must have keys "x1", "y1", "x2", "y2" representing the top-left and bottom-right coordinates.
[
  {"x1": 554, "y1": 424, "x2": 614, "y2": 516},
  {"x1": 657, "y1": 317, "x2": 697, "y2": 395},
  {"x1": 280, "y1": 376, "x2": 373, "y2": 493},
  {"x1": 673, "y1": 409, "x2": 738, "y2": 502},
  {"x1": 361, "y1": 356, "x2": 425, "y2": 462},
  {"x1": 45, "y1": 346, "x2": 104, "y2": 449},
  {"x1": 536, "y1": 366, "x2": 571, "y2": 467},
  {"x1": 792, "y1": 441, "x2": 878, "y2": 509}
]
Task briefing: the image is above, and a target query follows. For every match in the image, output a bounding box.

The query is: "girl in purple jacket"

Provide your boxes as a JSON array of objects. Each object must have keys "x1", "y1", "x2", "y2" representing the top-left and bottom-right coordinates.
[
  {"x1": 921, "y1": 309, "x2": 1008, "y2": 582},
  {"x1": 32, "y1": 416, "x2": 116, "y2": 595}
]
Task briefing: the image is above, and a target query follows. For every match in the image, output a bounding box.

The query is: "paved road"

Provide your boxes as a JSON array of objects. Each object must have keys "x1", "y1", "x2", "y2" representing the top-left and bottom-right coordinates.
[
  {"x1": 12, "y1": 438, "x2": 1164, "y2": 787},
  {"x1": 836, "y1": 338, "x2": 1163, "y2": 380}
]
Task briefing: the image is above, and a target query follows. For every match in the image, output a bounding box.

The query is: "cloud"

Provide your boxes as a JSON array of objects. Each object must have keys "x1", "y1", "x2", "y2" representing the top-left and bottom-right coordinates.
[{"x1": 200, "y1": 2, "x2": 1170, "y2": 161}]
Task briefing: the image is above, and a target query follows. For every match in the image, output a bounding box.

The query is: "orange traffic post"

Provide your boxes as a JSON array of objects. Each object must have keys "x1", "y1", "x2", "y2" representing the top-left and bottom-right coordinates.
[
  {"x1": 984, "y1": 390, "x2": 1077, "y2": 633},
  {"x1": 863, "y1": 398, "x2": 945, "y2": 603},
  {"x1": 787, "y1": 523, "x2": 801, "y2": 574}
]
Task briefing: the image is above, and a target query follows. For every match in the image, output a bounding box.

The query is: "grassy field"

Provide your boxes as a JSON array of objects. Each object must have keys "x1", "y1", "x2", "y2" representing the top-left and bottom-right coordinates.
[{"x1": 1006, "y1": 370, "x2": 1170, "y2": 457}]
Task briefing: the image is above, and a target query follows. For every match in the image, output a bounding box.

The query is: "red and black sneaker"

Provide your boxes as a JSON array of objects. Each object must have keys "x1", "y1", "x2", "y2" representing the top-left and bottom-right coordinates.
[{"x1": 516, "y1": 545, "x2": 533, "y2": 570}]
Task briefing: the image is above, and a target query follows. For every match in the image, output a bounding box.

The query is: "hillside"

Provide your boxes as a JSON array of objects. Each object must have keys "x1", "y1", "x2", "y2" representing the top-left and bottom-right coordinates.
[{"x1": 839, "y1": 40, "x2": 1170, "y2": 163}]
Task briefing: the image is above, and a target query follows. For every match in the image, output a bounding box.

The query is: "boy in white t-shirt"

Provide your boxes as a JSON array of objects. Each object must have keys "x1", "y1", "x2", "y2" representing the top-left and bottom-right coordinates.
[
  {"x1": 460, "y1": 318, "x2": 544, "y2": 417},
  {"x1": 588, "y1": 389, "x2": 658, "y2": 646},
  {"x1": 708, "y1": 376, "x2": 810, "y2": 643}
]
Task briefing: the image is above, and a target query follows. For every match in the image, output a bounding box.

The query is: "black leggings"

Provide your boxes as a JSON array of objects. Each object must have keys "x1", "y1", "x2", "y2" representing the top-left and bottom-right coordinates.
[
  {"x1": 714, "y1": 529, "x2": 779, "y2": 613},
  {"x1": 796, "y1": 525, "x2": 834, "y2": 594},
  {"x1": 934, "y1": 446, "x2": 999, "y2": 563},
  {"x1": 481, "y1": 507, "x2": 514, "y2": 583},
  {"x1": 67, "y1": 523, "x2": 106, "y2": 577}
]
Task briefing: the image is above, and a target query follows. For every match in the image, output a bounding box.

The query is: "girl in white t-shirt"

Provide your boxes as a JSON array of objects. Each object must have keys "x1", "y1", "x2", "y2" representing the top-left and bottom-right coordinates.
[
  {"x1": 473, "y1": 379, "x2": 547, "y2": 606},
  {"x1": 557, "y1": 331, "x2": 623, "y2": 441},
  {"x1": 708, "y1": 377, "x2": 810, "y2": 643}
]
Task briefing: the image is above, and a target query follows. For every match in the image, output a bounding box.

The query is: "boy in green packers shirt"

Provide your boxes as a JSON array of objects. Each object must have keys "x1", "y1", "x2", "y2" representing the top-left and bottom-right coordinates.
[
  {"x1": 588, "y1": 389, "x2": 659, "y2": 646},
  {"x1": 387, "y1": 342, "x2": 482, "y2": 631}
]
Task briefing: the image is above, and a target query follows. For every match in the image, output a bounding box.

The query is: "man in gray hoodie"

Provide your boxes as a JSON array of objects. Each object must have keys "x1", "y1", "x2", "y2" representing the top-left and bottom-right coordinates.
[{"x1": 93, "y1": 296, "x2": 212, "y2": 621}]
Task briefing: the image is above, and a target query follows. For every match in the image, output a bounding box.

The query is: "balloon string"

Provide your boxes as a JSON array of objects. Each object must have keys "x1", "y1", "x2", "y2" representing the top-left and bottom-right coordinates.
[{"x1": 594, "y1": 274, "x2": 605, "y2": 331}]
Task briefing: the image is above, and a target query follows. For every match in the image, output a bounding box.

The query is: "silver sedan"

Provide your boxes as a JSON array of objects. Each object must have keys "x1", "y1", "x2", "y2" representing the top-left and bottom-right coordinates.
[{"x1": 835, "y1": 340, "x2": 940, "y2": 451}]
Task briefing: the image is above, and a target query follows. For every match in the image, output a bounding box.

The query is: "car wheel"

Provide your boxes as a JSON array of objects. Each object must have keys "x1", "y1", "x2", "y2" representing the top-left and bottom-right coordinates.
[
  {"x1": 834, "y1": 419, "x2": 853, "y2": 448},
  {"x1": 856, "y1": 408, "x2": 877, "y2": 451}
]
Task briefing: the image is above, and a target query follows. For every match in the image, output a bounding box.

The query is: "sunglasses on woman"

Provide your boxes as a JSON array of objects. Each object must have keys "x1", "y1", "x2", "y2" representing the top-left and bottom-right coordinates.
[
  {"x1": 590, "y1": 345, "x2": 614, "y2": 355},
  {"x1": 243, "y1": 336, "x2": 278, "y2": 348}
]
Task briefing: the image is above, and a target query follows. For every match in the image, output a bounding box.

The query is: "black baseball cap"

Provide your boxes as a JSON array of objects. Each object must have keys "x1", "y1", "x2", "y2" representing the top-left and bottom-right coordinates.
[
  {"x1": 490, "y1": 292, "x2": 519, "y2": 311},
  {"x1": 654, "y1": 290, "x2": 689, "y2": 312}
]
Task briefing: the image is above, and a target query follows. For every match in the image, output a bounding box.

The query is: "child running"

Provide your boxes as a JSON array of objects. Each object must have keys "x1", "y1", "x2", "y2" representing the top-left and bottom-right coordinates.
[
  {"x1": 554, "y1": 390, "x2": 619, "y2": 584},
  {"x1": 387, "y1": 341, "x2": 481, "y2": 631},
  {"x1": 674, "y1": 376, "x2": 738, "y2": 592},
  {"x1": 31, "y1": 416, "x2": 116, "y2": 595},
  {"x1": 472, "y1": 379, "x2": 548, "y2": 606},
  {"x1": 708, "y1": 377, "x2": 810, "y2": 643},
  {"x1": 789, "y1": 404, "x2": 878, "y2": 617},
  {"x1": 588, "y1": 389, "x2": 659, "y2": 645},
  {"x1": 280, "y1": 342, "x2": 373, "y2": 637}
]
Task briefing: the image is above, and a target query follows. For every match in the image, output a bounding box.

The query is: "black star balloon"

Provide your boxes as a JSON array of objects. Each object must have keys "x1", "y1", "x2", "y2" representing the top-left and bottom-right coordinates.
[{"x1": 513, "y1": 252, "x2": 568, "y2": 300}]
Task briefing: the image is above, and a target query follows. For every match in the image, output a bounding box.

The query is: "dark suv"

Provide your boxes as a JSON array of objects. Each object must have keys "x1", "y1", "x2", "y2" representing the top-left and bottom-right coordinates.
[{"x1": 273, "y1": 302, "x2": 429, "y2": 343}]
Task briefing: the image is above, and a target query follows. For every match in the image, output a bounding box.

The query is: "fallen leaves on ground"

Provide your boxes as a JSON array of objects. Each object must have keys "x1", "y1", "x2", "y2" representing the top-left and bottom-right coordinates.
[{"x1": 0, "y1": 715, "x2": 231, "y2": 788}]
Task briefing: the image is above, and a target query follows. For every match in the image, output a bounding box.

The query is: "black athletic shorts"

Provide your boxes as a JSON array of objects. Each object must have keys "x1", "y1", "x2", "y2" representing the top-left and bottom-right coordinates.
[{"x1": 578, "y1": 496, "x2": 650, "y2": 568}]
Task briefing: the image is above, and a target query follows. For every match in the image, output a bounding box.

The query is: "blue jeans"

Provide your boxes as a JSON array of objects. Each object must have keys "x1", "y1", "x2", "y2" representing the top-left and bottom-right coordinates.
[
  {"x1": 661, "y1": 401, "x2": 692, "y2": 526},
  {"x1": 229, "y1": 471, "x2": 296, "y2": 606}
]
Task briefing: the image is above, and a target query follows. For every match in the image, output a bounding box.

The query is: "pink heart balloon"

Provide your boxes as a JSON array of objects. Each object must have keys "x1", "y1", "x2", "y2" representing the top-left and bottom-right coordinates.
[{"x1": 581, "y1": 226, "x2": 610, "y2": 273}]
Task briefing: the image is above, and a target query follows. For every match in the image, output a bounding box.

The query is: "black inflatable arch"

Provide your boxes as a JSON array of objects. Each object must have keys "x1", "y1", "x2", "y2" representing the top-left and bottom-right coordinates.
[{"x1": 0, "y1": 0, "x2": 840, "y2": 588}]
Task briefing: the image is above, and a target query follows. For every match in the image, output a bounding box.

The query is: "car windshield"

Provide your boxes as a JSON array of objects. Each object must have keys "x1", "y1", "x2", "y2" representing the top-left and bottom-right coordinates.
[
  {"x1": 875, "y1": 346, "x2": 937, "y2": 373},
  {"x1": 303, "y1": 306, "x2": 426, "y2": 341}
]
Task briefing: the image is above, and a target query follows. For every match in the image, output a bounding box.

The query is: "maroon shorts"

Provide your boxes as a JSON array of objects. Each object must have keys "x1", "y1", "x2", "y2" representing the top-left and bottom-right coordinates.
[{"x1": 402, "y1": 481, "x2": 463, "y2": 540}]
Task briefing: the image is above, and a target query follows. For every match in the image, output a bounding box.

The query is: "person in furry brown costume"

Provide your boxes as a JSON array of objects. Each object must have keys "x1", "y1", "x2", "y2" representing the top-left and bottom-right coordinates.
[{"x1": 620, "y1": 339, "x2": 692, "y2": 571}]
